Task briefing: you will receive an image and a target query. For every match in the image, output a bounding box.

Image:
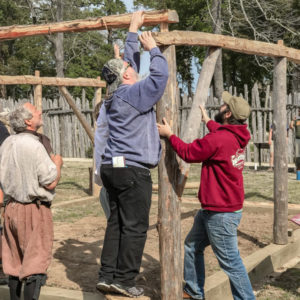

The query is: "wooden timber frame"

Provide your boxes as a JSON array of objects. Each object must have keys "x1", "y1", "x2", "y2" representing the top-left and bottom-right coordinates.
[{"x1": 1, "y1": 9, "x2": 300, "y2": 299}]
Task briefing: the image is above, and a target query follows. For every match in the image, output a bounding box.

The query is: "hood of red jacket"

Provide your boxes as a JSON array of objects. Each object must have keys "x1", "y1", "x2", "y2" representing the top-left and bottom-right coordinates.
[{"x1": 219, "y1": 124, "x2": 251, "y2": 148}]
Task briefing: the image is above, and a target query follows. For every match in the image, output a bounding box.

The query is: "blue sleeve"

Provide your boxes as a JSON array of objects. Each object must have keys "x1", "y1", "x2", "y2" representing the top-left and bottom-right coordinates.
[
  {"x1": 124, "y1": 47, "x2": 169, "y2": 113},
  {"x1": 123, "y1": 32, "x2": 140, "y2": 73}
]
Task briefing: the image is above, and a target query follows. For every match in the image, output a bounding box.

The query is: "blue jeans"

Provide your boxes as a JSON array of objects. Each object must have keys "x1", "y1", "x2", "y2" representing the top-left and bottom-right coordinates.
[{"x1": 184, "y1": 210, "x2": 255, "y2": 300}]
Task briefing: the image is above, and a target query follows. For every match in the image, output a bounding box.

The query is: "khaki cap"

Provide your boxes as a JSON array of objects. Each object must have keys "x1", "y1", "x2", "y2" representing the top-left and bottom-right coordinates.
[{"x1": 222, "y1": 91, "x2": 251, "y2": 120}]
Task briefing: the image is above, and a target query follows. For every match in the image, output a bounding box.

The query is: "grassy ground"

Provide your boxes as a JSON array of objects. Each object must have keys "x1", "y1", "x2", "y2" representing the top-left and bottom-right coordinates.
[{"x1": 53, "y1": 161, "x2": 300, "y2": 220}]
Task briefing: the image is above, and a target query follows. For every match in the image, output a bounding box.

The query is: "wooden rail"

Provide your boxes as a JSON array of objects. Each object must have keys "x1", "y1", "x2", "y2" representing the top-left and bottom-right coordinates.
[
  {"x1": 0, "y1": 10, "x2": 178, "y2": 41},
  {"x1": 153, "y1": 31, "x2": 300, "y2": 64},
  {"x1": 0, "y1": 75, "x2": 106, "y2": 87}
]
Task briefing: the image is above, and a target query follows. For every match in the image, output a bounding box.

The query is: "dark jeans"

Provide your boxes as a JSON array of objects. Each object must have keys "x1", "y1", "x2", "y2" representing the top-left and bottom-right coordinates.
[{"x1": 99, "y1": 164, "x2": 152, "y2": 286}]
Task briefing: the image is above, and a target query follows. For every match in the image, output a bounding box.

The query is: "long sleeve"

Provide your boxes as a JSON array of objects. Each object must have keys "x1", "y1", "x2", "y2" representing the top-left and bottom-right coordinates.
[
  {"x1": 169, "y1": 134, "x2": 217, "y2": 163},
  {"x1": 123, "y1": 32, "x2": 140, "y2": 73},
  {"x1": 124, "y1": 47, "x2": 169, "y2": 113}
]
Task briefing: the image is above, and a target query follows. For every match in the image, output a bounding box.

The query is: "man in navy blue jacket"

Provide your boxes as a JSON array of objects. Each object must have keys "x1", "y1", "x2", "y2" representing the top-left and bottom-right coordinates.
[{"x1": 96, "y1": 11, "x2": 169, "y2": 298}]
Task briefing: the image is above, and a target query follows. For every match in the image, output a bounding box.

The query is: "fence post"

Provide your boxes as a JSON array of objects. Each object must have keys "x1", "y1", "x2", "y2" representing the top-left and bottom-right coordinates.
[{"x1": 273, "y1": 46, "x2": 288, "y2": 244}]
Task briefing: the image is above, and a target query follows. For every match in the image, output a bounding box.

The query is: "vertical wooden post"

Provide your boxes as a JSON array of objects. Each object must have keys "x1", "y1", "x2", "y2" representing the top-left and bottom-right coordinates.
[
  {"x1": 156, "y1": 22, "x2": 182, "y2": 300},
  {"x1": 273, "y1": 45, "x2": 288, "y2": 244},
  {"x1": 34, "y1": 70, "x2": 43, "y2": 133},
  {"x1": 92, "y1": 77, "x2": 102, "y2": 197}
]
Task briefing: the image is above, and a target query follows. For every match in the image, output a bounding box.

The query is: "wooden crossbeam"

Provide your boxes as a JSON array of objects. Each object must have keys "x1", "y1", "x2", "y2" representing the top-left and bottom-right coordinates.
[
  {"x1": 0, "y1": 75, "x2": 106, "y2": 87},
  {"x1": 153, "y1": 31, "x2": 300, "y2": 65},
  {"x1": 0, "y1": 10, "x2": 178, "y2": 41}
]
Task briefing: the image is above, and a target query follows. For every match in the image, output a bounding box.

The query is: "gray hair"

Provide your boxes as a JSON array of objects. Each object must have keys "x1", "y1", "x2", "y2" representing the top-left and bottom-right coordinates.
[{"x1": 9, "y1": 104, "x2": 32, "y2": 133}]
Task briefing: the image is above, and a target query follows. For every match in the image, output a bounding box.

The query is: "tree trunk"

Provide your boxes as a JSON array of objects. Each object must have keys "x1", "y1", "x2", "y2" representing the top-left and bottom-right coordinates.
[
  {"x1": 157, "y1": 23, "x2": 182, "y2": 300},
  {"x1": 211, "y1": 0, "x2": 223, "y2": 101},
  {"x1": 176, "y1": 48, "x2": 221, "y2": 196},
  {"x1": 273, "y1": 55, "x2": 288, "y2": 245}
]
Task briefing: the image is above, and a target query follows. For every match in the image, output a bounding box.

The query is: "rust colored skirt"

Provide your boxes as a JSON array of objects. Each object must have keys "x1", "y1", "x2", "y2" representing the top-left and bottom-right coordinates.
[{"x1": 2, "y1": 201, "x2": 53, "y2": 280}]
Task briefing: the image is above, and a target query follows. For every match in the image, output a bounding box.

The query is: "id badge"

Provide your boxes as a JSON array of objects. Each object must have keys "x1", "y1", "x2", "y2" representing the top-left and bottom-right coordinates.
[{"x1": 112, "y1": 156, "x2": 125, "y2": 168}]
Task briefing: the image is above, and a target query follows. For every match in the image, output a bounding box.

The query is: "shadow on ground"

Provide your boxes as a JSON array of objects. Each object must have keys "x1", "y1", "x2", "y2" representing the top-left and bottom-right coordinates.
[{"x1": 257, "y1": 263, "x2": 300, "y2": 299}]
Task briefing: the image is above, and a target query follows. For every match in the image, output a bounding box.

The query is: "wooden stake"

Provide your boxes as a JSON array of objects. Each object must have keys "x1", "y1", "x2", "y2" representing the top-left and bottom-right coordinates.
[
  {"x1": 273, "y1": 55, "x2": 288, "y2": 245},
  {"x1": 59, "y1": 86, "x2": 94, "y2": 144},
  {"x1": 156, "y1": 22, "x2": 182, "y2": 300},
  {"x1": 34, "y1": 70, "x2": 43, "y2": 134}
]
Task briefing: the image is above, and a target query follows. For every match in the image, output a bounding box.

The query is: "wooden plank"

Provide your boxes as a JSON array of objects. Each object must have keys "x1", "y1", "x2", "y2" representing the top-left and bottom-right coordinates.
[
  {"x1": 251, "y1": 86, "x2": 258, "y2": 162},
  {"x1": 0, "y1": 10, "x2": 179, "y2": 41},
  {"x1": 33, "y1": 70, "x2": 43, "y2": 134},
  {"x1": 0, "y1": 75, "x2": 106, "y2": 88},
  {"x1": 254, "y1": 83, "x2": 263, "y2": 143},
  {"x1": 77, "y1": 97, "x2": 85, "y2": 158},
  {"x1": 273, "y1": 56, "x2": 288, "y2": 245},
  {"x1": 53, "y1": 98, "x2": 60, "y2": 155},
  {"x1": 153, "y1": 31, "x2": 300, "y2": 65},
  {"x1": 263, "y1": 85, "x2": 270, "y2": 142},
  {"x1": 157, "y1": 22, "x2": 182, "y2": 300}
]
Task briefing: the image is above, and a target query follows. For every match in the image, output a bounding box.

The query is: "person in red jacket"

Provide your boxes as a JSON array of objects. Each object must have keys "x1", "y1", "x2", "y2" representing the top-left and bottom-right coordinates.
[{"x1": 157, "y1": 91, "x2": 255, "y2": 300}]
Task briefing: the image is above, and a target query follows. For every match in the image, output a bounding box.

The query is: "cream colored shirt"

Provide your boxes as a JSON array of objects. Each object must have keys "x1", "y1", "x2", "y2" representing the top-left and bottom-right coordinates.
[{"x1": 0, "y1": 133, "x2": 57, "y2": 203}]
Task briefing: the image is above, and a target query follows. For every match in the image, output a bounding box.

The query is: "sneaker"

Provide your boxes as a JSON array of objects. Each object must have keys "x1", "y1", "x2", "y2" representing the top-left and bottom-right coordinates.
[
  {"x1": 96, "y1": 279, "x2": 112, "y2": 293},
  {"x1": 111, "y1": 283, "x2": 144, "y2": 297}
]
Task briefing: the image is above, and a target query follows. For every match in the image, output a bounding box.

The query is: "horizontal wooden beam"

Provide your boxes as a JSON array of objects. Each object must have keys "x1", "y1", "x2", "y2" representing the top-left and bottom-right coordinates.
[
  {"x1": 153, "y1": 31, "x2": 300, "y2": 65},
  {"x1": 0, "y1": 10, "x2": 178, "y2": 41},
  {"x1": 0, "y1": 75, "x2": 106, "y2": 87}
]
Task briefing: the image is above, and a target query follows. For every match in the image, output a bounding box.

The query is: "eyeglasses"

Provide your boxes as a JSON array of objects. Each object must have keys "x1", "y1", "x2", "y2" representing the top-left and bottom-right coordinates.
[{"x1": 101, "y1": 66, "x2": 117, "y2": 85}]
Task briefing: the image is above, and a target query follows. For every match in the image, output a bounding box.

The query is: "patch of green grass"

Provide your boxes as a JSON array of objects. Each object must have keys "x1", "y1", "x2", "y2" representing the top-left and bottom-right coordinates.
[
  {"x1": 53, "y1": 197, "x2": 105, "y2": 222},
  {"x1": 53, "y1": 161, "x2": 300, "y2": 223}
]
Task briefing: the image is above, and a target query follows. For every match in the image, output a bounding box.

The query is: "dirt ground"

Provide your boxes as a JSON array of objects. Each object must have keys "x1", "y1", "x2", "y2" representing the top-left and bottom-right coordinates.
[{"x1": 47, "y1": 197, "x2": 300, "y2": 299}]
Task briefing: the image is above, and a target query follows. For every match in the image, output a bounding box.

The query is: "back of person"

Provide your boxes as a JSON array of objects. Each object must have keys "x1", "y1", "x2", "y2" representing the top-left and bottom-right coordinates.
[
  {"x1": 200, "y1": 123, "x2": 249, "y2": 211},
  {"x1": 103, "y1": 86, "x2": 161, "y2": 168}
]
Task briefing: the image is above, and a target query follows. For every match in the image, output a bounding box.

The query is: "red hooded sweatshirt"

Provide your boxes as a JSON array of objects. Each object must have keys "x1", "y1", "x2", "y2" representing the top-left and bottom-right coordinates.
[{"x1": 169, "y1": 120, "x2": 251, "y2": 212}]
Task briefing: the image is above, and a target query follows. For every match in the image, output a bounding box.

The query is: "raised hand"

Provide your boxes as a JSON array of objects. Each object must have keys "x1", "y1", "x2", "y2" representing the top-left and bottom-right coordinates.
[
  {"x1": 199, "y1": 105, "x2": 211, "y2": 124},
  {"x1": 139, "y1": 31, "x2": 156, "y2": 51},
  {"x1": 129, "y1": 11, "x2": 145, "y2": 33}
]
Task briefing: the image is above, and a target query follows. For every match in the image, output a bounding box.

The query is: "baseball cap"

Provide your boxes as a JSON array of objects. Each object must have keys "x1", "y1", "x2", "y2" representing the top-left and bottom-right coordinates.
[
  {"x1": 101, "y1": 58, "x2": 124, "y2": 94},
  {"x1": 222, "y1": 91, "x2": 251, "y2": 120}
]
